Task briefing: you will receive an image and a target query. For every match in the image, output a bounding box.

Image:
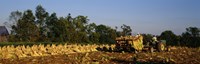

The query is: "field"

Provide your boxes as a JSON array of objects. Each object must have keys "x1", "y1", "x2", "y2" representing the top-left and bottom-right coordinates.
[{"x1": 0, "y1": 44, "x2": 200, "y2": 64}]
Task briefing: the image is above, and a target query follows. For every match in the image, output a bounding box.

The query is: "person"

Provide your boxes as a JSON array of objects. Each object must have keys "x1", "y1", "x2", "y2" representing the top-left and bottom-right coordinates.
[
  {"x1": 135, "y1": 32, "x2": 140, "y2": 38},
  {"x1": 152, "y1": 35, "x2": 158, "y2": 45},
  {"x1": 152, "y1": 35, "x2": 158, "y2": 42}
]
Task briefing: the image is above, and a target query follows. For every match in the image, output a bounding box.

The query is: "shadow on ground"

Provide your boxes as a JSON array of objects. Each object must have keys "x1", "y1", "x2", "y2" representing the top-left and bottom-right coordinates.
[
  {"x1": 96, "y1": 47, "x2": 113, "y2": 52},
  {"x1": 111, "y1": 58, "x2": 173, "y2": 64}
]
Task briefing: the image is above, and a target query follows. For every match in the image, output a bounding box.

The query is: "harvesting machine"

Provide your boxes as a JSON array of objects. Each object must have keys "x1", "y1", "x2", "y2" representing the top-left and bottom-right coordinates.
[{"x1": 115, "y1": 35, "x2": 169, "y2": 53}]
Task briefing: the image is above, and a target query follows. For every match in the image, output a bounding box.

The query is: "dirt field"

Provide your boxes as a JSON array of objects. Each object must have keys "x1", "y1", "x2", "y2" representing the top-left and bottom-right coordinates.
[{"x1": 0, "y1": 47, "x2": 200, "y2": 64}]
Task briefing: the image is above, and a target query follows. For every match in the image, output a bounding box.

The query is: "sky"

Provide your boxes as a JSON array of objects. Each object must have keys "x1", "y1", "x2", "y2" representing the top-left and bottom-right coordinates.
[{"x1": 0, "y1": 0, "x2": 200, "y2": 35}]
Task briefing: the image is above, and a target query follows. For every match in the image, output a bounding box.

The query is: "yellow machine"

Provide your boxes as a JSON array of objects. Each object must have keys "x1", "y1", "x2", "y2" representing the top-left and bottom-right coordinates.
[{"x1": 115, "y1": 35, "x2": 167, "y2": 52}]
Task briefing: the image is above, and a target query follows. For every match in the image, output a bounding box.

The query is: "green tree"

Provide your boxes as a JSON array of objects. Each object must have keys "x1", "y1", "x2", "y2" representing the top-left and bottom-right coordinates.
[
  {"x1": 72, "y1": 15, "x2": 89, "y2": 43},
  {"x1": 121, "y1": 24, "x2": 132, "y2": 36},
  {"x1": 95, "y1": 24, "x2": 116, "y2": 44},
  {"x1": 35, "y1": 5, "x2": 49, "y2": 41},
  {"x1": 16, "y1": 10, "x2": 39, "y2": 41},
  {"x1": 46, "y1": 13, "x2": 59, "y2": 42},
  {"x1": 65, "y1": 13, "x2": 75, "y2": 42},
  {"x1": 6, "y1": 5, "x2": 137, "y2": 44},
  {"x1": 5, "y1": 11, "x2": 23, "y2": 41},
  {"x1": 186, "y1": 27, "x2": 200, "y2": 37},
  {"x1": 86, "y1": 23, "x2": 100, "y2": 43},
  {"x1": 6, "y1": 11, "x2": 23, "y2": 35},
  {"x1": 160, "y1": 30, "x2": 178, "y2": 46},
  {"x1": 181, "y1": 27, "x2": 200, "y2": 47},
  {"x1": 57, "y1": 16, "x2": 72, "y2": 42}
]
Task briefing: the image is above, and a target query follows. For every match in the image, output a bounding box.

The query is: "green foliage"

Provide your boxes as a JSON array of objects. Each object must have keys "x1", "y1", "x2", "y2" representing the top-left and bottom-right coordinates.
[
  {"x1": 46, "y1": 13, "x2": 59, "y2": 42},
  {"x1": 14, "y1": 10, "x2": 39, "y2": 42},
  {"x1": 121, "y1": 24, "x2": 132, "y2": 36},
  {"x1": 86, "y1": 23, "x2": 100, "y2": 43},
  {"x1": 7, "y1": 5, "x2": 199, "y2": 48},
  {"x1": 6, "y1": 5, "x2": 127, "y2": 44},
  {"x1": 95, "y1": 24, "x2": 117, "y2": 44},
  {"x1": 35, "y1": 5, "x2": 49, "y2": 41},
  {"x1": 159, "y1": 27, "x2": 200, "y2": 47},
  {"x1": 72, "y1": 15, "x2": 89, "y2": 43},
  {"x1": 35, "y1": 5, "x2": 48, "y2": 25},
  {"x1": 181, "y1": 27, "x2": 200, "y2": 47},
  {"x1": 142, "y1": 34, "x2": 153, "y2": 45},
  {"x1": 7, "y1": 11, "x2": 23, "y2": 35},
  {"x1": 160, "y1": 30, "x2": 178, "y2": 46}
]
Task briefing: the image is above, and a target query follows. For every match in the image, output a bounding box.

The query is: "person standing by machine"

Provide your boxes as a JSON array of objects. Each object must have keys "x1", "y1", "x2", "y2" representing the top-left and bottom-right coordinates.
[{"x1": 152, "y1": 35, "x2": 158, "y2": 45}]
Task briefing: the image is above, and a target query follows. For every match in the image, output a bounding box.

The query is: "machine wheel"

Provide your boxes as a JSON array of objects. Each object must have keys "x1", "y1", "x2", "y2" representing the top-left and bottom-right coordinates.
[{"x1": 157, "y1": 42, "x2": 165, "y2": 52}]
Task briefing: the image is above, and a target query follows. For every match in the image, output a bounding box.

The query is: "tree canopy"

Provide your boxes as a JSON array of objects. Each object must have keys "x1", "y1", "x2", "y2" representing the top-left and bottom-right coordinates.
[{"x1": 6, "y1": 5, "x2": 132, "y2": 44}]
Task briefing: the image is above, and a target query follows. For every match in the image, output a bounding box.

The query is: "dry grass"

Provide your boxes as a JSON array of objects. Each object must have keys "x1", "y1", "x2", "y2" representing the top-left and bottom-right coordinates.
[{"x1": 0, "y1": 43, "x2": 112, "y2": 59}]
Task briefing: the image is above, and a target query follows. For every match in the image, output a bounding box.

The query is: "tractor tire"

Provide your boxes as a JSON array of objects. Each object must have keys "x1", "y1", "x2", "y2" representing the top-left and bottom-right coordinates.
[{"x1": 157, "y1": 42, "x2": 165, "y2": 52}]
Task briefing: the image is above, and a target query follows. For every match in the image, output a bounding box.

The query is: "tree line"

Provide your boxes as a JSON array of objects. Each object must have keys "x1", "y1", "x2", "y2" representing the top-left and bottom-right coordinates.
[
  {"x1": 5, "y1": 5, "x2": 132, "y2": 44},
  {"x1": 143, "y1": 27, "x2": 200, "y2": 47},
  {"x1": 5, "y1": 5, "x2": 200, "y2": 47}
]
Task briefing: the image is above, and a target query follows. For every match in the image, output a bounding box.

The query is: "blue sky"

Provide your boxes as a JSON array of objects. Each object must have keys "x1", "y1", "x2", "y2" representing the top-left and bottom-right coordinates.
[{"x1": 0, "y1": 0, "x2": 200, "y2": 35}]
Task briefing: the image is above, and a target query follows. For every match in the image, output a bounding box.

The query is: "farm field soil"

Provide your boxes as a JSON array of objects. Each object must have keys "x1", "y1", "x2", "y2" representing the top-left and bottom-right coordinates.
[{"x1": 0, "y1": 47, "x2": 200, "y2": 64}]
